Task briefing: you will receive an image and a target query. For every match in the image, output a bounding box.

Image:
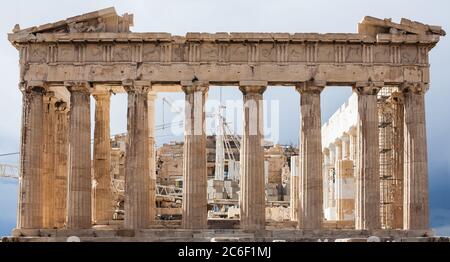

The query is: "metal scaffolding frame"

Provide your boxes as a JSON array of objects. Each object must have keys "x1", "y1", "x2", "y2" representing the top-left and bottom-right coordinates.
[{"x1": 377, "y1": 86, "x2": 404, "y2": 229}]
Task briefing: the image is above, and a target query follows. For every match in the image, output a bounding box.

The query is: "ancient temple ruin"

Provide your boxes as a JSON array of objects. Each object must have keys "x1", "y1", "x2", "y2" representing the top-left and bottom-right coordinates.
[{"x1": 5, "y1": 7, "x2": 445, "y2": 241}]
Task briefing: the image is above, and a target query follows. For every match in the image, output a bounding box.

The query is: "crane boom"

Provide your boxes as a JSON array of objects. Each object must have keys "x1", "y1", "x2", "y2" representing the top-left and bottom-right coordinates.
[{"x1": 0, "y1": 164, "x2": 19, "y2": 179}]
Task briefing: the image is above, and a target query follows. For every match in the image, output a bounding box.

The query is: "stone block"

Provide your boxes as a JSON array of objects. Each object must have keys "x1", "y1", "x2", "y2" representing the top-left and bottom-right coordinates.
[{"x1": 116, "y1": 229, "x2": 135, "y2": 237}]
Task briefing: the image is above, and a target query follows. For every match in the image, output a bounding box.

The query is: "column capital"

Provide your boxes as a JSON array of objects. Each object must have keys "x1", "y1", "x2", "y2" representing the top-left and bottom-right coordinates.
[
  {"x1": 239, "y1": 81, "x2": 267, "y2": 95},
  {"x1": 54, "y1": 100, "x2": 69, "y2": 113},
  {"x1": 239, "y1": 86, "x2": 266, "y2": 95},
  {"x1": 92, "y1": 91, "x2": 111, "y2": 101},
  {"x1": 342, "y1": 131, "x2": 349, "y2": 137},
  {"x1": 65, "y1": 81, "x2": 91, "y2": 93},
  {"x1": 181, "y1": 80, "x2": 209, "y2": 94},
  {"x1": 399, "y1": 82, "x2": 429, "y2": 95},
  {"x1": 389, "y1": 91, "x2": 404, "y2": 104},
  {"x1": 334, "y1": 138, "x2": 342, "y2": 146},
  {"x1": 295, "y1": 80, "x2": 326, "y2": 94},
  {"x1": 122, "y1": 79, "x2": 152, "y2": 94},
  {"x1": 353, "y1": 81, "x2": 383, "y2": 95},
  {"x1": 323, "y1": 148, "x2": 330, "y2": 155},
  {"x1": 20, "y1": 81, "x2": 48, "y2": 94},
  {"x1": 348, "y1": 126, "x2": 357, "y2": 136}
]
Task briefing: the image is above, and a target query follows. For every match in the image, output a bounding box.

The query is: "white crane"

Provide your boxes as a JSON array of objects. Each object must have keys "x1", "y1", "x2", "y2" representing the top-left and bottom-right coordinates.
[
  {"x1": 0, "y1": 163, "x2": 19, "y2": 179},
  {"x1": 160, "y1": 93, "x2": 242, "y2": 182}
]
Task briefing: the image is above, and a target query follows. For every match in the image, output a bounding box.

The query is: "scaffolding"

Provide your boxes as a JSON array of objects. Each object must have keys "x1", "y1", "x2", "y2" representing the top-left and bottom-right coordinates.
[
  {"x1": 377, "y1": 86, "x2": 404, "y2": 229},
  {"x1": 0, "y1": 163, "x2": 19, "y2": 179}
]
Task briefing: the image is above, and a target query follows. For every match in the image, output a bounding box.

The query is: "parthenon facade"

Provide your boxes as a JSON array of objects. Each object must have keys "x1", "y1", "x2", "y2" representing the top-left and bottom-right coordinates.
[{"x1": 6, "y1": 7, "x2": 445, "y2": 241}]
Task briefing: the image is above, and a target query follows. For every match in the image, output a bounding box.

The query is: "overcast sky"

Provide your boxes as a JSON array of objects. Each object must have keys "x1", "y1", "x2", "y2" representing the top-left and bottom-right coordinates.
[{"x1": 0, "y1": 0, "x2": 449, "y2": 235}]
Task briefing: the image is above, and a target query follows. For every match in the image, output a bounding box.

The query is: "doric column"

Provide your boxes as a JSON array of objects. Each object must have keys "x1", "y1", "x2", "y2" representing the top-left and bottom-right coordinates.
[
  {"x1": 334, "y1": 139, "x2": 342, "y2": 162},
  {"x1": 290, "y1": 156, "x2": 300, "y2": 221},
  {"x1": 42, "y1": 92, "x2": 57, "y2": 228},
  {"x1": 323, "y1": 148, "x2": 330, "y2": 167},
  {"x1": 54, "y1": 101, "x2": 69, "y2": 228},
  {"x1": 93, "y1": 92, "x2": 112, "y2": 225},
  {"x1": 18, "y1": 82, "x2": 45, "y2": 229},
  {"x1": 392, "y1": 92, "x2": 405, "y2": 229},
  {"x1": 401, "y1": 82, "x2": 429, "y2": 230},
  {"x1": 123, "y1": 80, "x2": 151, "y2": 229},
  {"x1": 348, "y1": 127, "x2": 357, "y2": 162},
  {"x1": 353, "y1": 82, "x2": 382, "y2": 230},
  {"x1": 296, "y1": 81, "x2": 325, "y2": 229},
  {"x1": 181, "y1": 81, "x2": 209, "y2": 229},
  {"x1": 336, "y1": 158, "x2": 355, "y2": 221},
  {"x1": 333, "y1": 137, "x2": 343, "y2": 218},
  {"x1": 147, "y1": 91, "x2": 157, "y2": 223},
  {"x1": 66, "y1": 81, "x2": 92, "y2": 229},
  {"x1": 342, "y1": 133, "x2": 350, "y2": 160},
  {"x1": 329, "y1": 144, "x2": 336, "y2": 167},
  {"x1": 239, "y1": 81, "x2": 266, "y2": 231},
  {"x1": 322, "y1": 148, "x2": 330, "y2": 211},
  {"x1": 327, "y1": 144, "x2": 336, "y2": 214}
]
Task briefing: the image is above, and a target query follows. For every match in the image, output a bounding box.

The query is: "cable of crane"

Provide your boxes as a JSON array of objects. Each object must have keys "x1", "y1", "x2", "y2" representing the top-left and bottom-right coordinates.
[{"x1": 0, "y1": 152, "x2": 20, "y2": 157}]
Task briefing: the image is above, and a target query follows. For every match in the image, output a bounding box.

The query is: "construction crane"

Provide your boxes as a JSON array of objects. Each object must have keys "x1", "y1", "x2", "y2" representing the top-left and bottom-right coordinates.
[
  {"x1": 161, "y1": 94, "x2": 242, "y2": 182},
  {"x1": 0, "y1": 163, "x2": 19, "y2": 179},
  {"x1": 111, "y1": 178, "x2": 182, "y2": 200}
]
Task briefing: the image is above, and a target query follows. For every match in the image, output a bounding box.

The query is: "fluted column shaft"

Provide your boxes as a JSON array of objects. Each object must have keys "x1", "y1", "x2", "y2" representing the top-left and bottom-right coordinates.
[
  {"x1": 42, "y1": 93, "x2": 57, "y2": 228},
  {"x1": 290, "y1": 156, "x2": 300, "y2": 221},
  {"x1": 342, "y1": 134, "x2": 350, "y2": 160},
  {"x1": 67, "y1": 82, "x2": 92, "y2": 229},
  {"x1": 322, "y1": 148, "x2": 330, "y2": 211},
  {"x1": 354, "y1": 83, "x2": 381, "y2": 230},
  {"x1": 124, "y1": 80, "x2": 151, "y2": 229},
  {"x1": 402, "y1": 83, "x2": 429, "y2": 230},
  {"x1": 54, "y1": 101, "x2": 69, "y2": 228},
  {"x1": 18, "y1": 83, "x2": 45, "y2": 229},
  {"x1": 334, "y1": 139, "x2": 343, "y2": 220},
  {"x1": 182, "y1": 81, "x2": 208, "y2": 229},
  {"x1": 239, "y1": 82, "x2": 266, "y2": 231},
  {"x1": 297, "y1": 82, "x2": 324, "y2": 229},
  {"x1": 335, "y1": 139, "x2": 342, "y2": 162},
  {"x1": 349, "y1": 128, "x2": 357, "y2": 162},
  {"x1": 93, "y1": 92, "x2": 112, "y2": 224},
  {"x1": 148, "y1": 92, "x2": 157, "y2": 223}
]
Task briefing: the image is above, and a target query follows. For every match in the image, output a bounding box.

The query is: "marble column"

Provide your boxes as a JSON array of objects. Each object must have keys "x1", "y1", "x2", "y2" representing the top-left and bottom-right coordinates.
[
  {"x1": 322, "y1": 148, "x2": 330, "y2": 212},
  {"x1": 334, "y1": 138, "x2": 342, "y2": 221},
  {"x1": 348, "y1": 127, "x2": 357, "y2": 162},
  {"x1": 342, "y1": 134, "x2": 350, "y2": 160},
  {"x1": 327, "y1": 144, "x2": 336, "y2": 213},
  {"x1": 329, "y1": 144, "x2": 336, "y2": 167},
  {"x1": 123, "y1": 80, "x2": 151, "y2": 229},
  {"x1": 239, "y1": 81, "x2": 266, "y2": 231},
  {"x1": 54, "y1": 101, "x2": 69, "y2": 228},
  {"x1": 401, "y1": 82, "x2": 429, "y2": 230},
  {"x1": 66, "y1": 81, "x2": 92, "y2": 229},
  {"x1": 392, "y1": 93, "x2": 405, "y2": 229},
  {"x1": 336, "y1": 158, "x2": 355, "y2": 221},
  {"x1": 335, "y1": 139, "x2": 342, "y2": 162},
  {"x1": 42, "y1": 93, "x2": 57, "y2": 228},
  {"x1": 290, "y1": 156, "x2": 300, "y2": 221},
  {"x1": 296, "y1": 81, "x2": 325, "y2": 229},
  {"x1": 181, "y1": 81, "x2": 208, "y2": 229},
  {"x1": 353, "y1": 83, "x2": 381, "y2": 230},
  {"x1": 93, "y1": 92, "x2": 112, "y2": 224},
  {"x1": 148, "y1": 91, "x2": 157, "y2": 223},
  {"x1": 18, "y1": 82, "x2": 45, "y2": 229}
]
